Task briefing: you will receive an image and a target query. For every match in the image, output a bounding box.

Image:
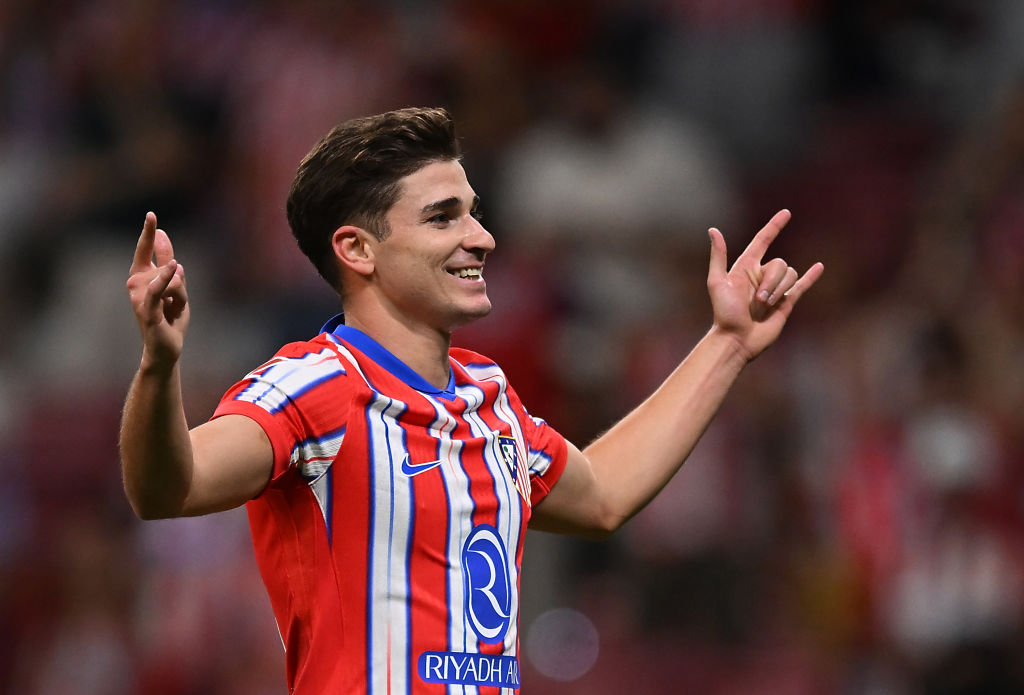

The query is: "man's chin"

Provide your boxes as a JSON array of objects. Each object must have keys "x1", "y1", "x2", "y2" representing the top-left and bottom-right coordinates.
[{"x1": 449, "y1": 302, "x2": 493, "y2": 329}]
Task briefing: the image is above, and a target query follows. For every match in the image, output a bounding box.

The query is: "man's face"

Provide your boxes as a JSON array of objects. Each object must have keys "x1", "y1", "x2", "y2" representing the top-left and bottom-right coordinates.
[{"x1": 371, "y1": 159, "x2": 495, "y2": 333}]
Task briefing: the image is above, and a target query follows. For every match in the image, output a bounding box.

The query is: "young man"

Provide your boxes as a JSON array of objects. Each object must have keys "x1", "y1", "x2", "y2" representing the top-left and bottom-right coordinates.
[{"x1": 121, "y1": 107, "x2": 823, "y2": 694}]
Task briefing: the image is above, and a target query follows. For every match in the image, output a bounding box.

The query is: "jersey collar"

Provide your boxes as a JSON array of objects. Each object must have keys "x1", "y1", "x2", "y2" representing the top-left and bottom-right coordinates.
[{"x1": 320, "y1": 313, "x2": 457, "y2": 399}]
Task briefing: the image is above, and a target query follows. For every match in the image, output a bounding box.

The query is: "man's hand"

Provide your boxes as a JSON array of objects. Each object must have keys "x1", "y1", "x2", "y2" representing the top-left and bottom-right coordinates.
[
  {"x1": 533, "y1": 210, "x2": 823, "y2": 537},
  {"x1": 707, "y1": 209, "x2": 824, "y2": 361},
  {"x1": 126, "y1": 212, "x2": 190, "y2": 370}
]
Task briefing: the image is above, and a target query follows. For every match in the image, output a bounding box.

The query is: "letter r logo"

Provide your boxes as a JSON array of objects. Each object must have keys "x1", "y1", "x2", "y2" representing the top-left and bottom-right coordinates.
[{"x1": 461, "y1": 524, "x2": 512, "y2": 644}]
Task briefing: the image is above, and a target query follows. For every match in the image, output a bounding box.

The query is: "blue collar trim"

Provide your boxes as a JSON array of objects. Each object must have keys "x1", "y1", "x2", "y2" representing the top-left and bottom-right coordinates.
[{"x1": 320, "y1": 313, "x2": 456, "y2": 399}]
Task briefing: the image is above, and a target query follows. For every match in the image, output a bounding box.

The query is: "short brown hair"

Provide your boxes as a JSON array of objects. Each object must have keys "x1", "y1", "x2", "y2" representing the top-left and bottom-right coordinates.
[{"x1": 286, "y1": 107, "x2": 461, "y2": 291}]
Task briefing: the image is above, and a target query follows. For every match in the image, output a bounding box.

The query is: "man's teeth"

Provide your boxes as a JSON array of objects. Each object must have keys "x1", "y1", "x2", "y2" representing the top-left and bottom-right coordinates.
[{"x1": 452, "y1": 268, "x2": 482, "y2": 279}]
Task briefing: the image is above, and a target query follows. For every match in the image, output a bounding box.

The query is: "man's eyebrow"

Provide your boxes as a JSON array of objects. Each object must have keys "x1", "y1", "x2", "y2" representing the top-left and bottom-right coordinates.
[{"x1": 420, "y1": 195, "x2": 480, "y2": 216}]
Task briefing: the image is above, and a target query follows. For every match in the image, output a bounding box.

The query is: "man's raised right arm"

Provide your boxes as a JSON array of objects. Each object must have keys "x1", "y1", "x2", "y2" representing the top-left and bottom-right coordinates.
[{"x1": 120, "y1": 213, "x2": 272, "y2": 519}]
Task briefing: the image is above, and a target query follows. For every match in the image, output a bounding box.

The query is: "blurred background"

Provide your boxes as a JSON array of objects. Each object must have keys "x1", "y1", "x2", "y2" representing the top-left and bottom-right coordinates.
[{"x1": 2, "y1": 0, "x2": 1024, "y2": 693}]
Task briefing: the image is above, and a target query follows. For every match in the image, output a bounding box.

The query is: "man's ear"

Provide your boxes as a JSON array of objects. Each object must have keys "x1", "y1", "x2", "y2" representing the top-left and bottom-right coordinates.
[{"x1": 332, "y1": 225, "x2": 376, "y2": 277}]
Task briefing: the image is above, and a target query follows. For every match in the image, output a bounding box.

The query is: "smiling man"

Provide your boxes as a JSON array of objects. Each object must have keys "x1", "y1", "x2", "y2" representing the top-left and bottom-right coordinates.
[{"x1": 121, "y1": 107, "x2": 823, "y2": 695}]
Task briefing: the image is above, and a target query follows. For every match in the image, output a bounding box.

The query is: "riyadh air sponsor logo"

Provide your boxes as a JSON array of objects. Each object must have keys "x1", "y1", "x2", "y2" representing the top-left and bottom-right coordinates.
[
  {"x1": 417, "y1": 651, "x2": 520, "y2": 688},
  {"x1": 400, "y1": 454, "x2": 443, "y2": 477},
  {"x1": 462, "y1": 524, "x2": 511, "y2": 644}
]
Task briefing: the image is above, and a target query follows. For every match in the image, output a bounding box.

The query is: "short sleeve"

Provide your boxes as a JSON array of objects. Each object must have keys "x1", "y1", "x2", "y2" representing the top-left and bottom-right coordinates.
[
  {"x1": 212, "y1": 342, "x2": 352, "y2": 485},
  {"x1": 521, "y1": 412, "x2": 568, "y2": 506},
  {"x1": 493, "y1": 378, "x2": 567, "y2": 507}
]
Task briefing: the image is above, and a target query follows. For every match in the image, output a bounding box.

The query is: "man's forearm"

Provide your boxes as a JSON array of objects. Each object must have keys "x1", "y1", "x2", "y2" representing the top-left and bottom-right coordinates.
[
  {"x1": 119, "y1": 362, "x2": 195, "y2": 519},
  {"x1": 581, "y1": 327, "x2": 749, "y2": 530}
]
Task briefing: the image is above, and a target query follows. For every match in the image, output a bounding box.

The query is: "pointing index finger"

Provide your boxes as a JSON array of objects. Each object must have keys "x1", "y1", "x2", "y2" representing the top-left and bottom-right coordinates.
[
  {"x1": 737, "y1": 209, "x2": 791, "y2": 266},
  {"x1": 131, "y1": 212, "x2": 158, "y2": 272}
]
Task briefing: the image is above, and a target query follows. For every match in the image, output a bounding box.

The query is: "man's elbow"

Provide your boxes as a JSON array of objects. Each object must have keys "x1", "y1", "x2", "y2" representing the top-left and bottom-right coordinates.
[
  {"x1": 571, "y1": 503, "x2": 630, "y2": 541},
  {"x1": 591, "y1": 507, "x2": 631, "y2": 540},
  {"x1": 122, "y1": 478, "x2": 186, "y2": 521},
  {"x1": 530, "y1": 501, "x2": 624, "y2": 540},
  {"x1": 126, "y1": 495, "x2": 182, "y2": 521}
]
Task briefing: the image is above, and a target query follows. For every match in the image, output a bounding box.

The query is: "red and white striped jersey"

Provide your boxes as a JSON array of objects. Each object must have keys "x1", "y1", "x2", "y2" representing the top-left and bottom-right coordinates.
[{"x1": 212, "y1": 316, "x2": 568, "y2": 694}]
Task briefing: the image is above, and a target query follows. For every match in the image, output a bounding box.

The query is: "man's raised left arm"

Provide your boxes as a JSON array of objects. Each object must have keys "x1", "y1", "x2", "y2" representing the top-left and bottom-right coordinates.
[{"x1": 530, "y1": 210, "x2": 824, "y2": 538}]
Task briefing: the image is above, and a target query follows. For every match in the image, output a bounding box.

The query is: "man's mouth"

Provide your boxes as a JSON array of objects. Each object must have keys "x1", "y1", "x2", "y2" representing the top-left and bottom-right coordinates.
[{"x1": 448, "y1": 267, "x2": 483, "y2": 281}]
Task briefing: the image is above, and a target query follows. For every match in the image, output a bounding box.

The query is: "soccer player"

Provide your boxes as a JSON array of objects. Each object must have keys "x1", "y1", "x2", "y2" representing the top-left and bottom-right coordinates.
[{"x1": 121, "y1": 107, "x2": 823, "y2": 694}]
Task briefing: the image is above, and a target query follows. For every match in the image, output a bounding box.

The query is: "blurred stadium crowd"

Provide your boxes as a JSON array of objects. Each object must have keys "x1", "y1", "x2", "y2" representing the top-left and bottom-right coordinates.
[{"x1": 2, "y1": 0, "x2": 1024, "y2": 693}]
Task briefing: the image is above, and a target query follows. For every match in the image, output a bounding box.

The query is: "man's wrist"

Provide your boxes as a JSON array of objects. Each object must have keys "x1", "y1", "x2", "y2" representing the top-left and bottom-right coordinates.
[
  {"x1": 704, "y1": 325, "x2": 755, "y2": 367},
  {"x1": 138, "y1": 350, "x2": 181, "y2": 379}
]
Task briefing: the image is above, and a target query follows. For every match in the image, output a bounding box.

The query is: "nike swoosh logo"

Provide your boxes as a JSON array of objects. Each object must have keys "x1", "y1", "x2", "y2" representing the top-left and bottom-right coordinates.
[{"x1": 400, "y1": 455, "x2": 443, "y2": 477}]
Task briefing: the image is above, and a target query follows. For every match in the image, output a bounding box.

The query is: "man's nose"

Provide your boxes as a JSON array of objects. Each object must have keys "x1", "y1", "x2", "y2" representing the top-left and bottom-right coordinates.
[{"x1": 464, "y1": 215, "x2": 495, "y2": 253}]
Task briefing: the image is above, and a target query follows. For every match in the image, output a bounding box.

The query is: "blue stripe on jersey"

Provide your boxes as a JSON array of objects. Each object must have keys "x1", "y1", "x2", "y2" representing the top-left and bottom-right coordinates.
[
  {"x1": 528, "y1": 448, "x2": 554, "y2": 476},
  {"x1": 398, "y1": 404, "x2": 415, "y2": 694},
  {"x1": 434, "y1": 422, "x2": 454, "y2": 658},
  {"x1": 293, "y1": 426, "x2": 346, "y2": 478},
  {"x1": 368, "y1": 392, "x2": 412, "y2": 694},
  {"x1": 461, "y1": 360, "x2": 498, "y2": 369},
  {"x1": 449, "y1": 408, "x2": 478, "y2": 659},
  {"x1": 238, "y1": 364, "x2": 344, "y2": 414},
  {"x1": 364, "y1": 400, "x2": 378, "y2": 691},
  {"x1": 382, "y1": 397, "x2": 398, "y2": 695}
]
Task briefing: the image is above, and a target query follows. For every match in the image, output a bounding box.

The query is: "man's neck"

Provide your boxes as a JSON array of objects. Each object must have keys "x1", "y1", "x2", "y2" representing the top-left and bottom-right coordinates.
[{"x1": 341, "y1": 313, "x2": 453, "y2": 389}]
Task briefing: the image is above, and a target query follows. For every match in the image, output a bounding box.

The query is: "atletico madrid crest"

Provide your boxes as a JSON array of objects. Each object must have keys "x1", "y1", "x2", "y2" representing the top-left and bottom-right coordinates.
[{"x1": 498, "y1": 435, "x2": 531, "y2": 504}]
